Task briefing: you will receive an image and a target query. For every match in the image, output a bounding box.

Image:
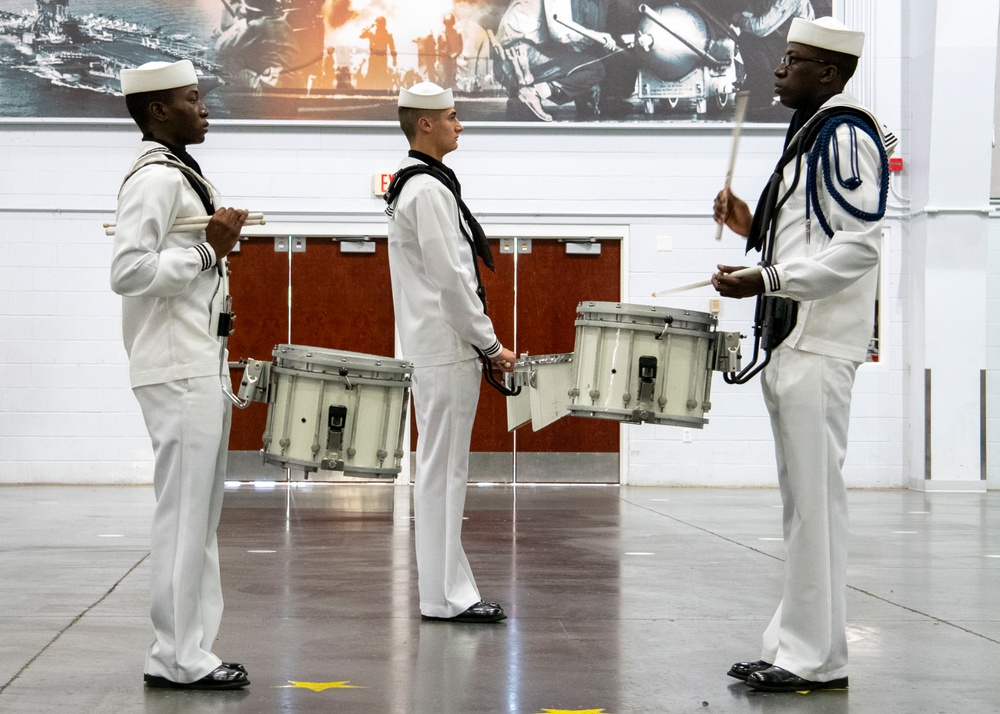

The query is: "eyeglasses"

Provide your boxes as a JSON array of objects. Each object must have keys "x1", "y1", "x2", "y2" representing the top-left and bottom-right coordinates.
[{"x1": 778, "y1": 54, "x2": 831, "y2": 68}]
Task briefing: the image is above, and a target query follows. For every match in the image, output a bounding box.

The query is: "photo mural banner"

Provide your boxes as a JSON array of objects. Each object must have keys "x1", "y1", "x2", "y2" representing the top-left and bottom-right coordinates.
[{"x1": 0, "y1": 0, "x2": 832, "y2": 123}]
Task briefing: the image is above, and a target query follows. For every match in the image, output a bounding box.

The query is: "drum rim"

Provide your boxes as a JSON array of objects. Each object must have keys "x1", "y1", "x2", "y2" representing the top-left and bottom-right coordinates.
[
  {"x1": 575, "y1": 301, "x2": 716, "y2": 326},
  {"x1": 273, "y1": 344, "x2": 413, "y2": 371},
  {"x1": 261, "y1": 452, "x2": 401, "y2": 477},
  {"x1": 565, "y1": 403, "x2": 708, "y2": 426},
  {"x1": 514, "y1": 352, "x2": 574, "y2": 367}
]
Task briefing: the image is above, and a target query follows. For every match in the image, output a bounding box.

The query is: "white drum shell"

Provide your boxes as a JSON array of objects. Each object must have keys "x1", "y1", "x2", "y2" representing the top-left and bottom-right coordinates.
[
  {"x1": 262, "y1": 345, "x2": 412, "y2": 477},
  {"x1": 569, "y1": 302, "x2": 717, "y2": 427}
]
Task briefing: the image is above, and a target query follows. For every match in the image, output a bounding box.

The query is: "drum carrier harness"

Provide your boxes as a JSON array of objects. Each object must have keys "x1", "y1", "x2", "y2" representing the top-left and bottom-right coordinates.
[
  {"x1": 725, "y1": 106, "x2": 890, "y2": 384},
  {"x1": 384, "y1": 160, "x2": 521, "y2": 397}
]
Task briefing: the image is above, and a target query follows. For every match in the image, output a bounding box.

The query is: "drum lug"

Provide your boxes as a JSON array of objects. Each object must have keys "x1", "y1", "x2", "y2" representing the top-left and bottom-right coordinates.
[{"x1": 630, "y1": 408, "x2": 652, "y2": 423}]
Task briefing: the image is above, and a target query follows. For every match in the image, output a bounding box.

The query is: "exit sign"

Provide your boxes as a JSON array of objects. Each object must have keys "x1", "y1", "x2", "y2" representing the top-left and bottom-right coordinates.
[{"x1": 373, "y1": 173, "x2": 394, "y2": 197}]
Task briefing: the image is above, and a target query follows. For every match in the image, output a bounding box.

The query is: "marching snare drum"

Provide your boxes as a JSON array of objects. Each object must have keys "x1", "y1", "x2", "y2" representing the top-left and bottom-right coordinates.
[
  {"x1": 569, "y1": 302, "x2": 736, "y2": 428},
  {"x1": 262, "y1": 345, "x2": 412, "y2": 477}
]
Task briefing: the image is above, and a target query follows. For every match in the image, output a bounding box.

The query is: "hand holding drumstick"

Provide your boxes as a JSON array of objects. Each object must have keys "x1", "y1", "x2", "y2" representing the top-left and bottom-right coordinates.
[
  {"x1": 205, "y1": 207, "x2": 249, "y2": 260},
  {"x1": 712, "y1": 263, "x2": 765, "y2": 299},
  {"x1": 711, "y1": 188, "x2": 764, "y2": 298},
  {"x1": 490, "y1": 346, "x2": 517, "y2": 374},
  {"x1": 713, "y1": 187, "x2": 753, "y2": 239}
]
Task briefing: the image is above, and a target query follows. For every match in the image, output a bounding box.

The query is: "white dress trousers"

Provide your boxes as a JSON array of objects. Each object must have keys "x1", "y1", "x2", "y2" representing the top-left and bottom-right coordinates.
[
  {"x1": 411, "y1": 358, "x2": 483, "y2": 618},
  {"x1": 759, "y1": 344, "x2": 858, "y2": 682},
  {"x1": 133, "y1": 375, "x2": 232, "y2": 683}
]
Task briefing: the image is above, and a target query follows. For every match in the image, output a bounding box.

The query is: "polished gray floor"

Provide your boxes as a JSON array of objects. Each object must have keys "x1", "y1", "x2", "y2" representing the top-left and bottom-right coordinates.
[{"x1": 1, "y1": 483, "x2": 998, "y2": 714}]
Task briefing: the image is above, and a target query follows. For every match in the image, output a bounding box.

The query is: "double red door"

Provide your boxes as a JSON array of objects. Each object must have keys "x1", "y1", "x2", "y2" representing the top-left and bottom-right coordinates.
[{"x1": 225, "y1": 235, "x2": 621, "y2": 482}]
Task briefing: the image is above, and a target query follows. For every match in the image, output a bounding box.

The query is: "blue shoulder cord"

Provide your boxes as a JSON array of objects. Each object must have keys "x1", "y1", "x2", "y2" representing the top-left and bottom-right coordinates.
[{"x1": 805, "y1": 115, "x2": 890, "y2": 239}]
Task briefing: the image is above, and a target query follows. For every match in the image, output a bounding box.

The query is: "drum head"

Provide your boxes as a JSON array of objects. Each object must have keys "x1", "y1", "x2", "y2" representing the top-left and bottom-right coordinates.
[{"x1": 575, "y1": 301, "x2": 716, "y2": 332}]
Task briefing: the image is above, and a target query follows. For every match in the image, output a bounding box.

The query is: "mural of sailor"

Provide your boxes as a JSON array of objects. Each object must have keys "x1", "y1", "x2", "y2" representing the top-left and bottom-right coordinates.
[{"x1": 0, "y1": 0, "x2": 832, "y2": 122}]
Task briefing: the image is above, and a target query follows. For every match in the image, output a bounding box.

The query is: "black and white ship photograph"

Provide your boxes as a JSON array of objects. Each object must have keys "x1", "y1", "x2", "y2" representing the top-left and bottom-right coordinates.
[{"x1": 0, "y1": 0, "x2": 831, "y2": 122}]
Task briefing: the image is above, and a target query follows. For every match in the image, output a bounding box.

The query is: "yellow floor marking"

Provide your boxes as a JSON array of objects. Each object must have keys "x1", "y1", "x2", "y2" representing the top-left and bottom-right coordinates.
[{"x1": 277, "y1": 680, "x2": 365, "y2": 692}]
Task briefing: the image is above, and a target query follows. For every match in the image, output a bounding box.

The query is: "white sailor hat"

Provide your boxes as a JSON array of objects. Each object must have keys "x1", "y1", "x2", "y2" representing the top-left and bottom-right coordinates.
[
  {"x1": 120, "y1": 60, "x2": 198, "y2": 96},
  {"x1": 787, "y1": 17, "x2": 865, "y2": 57},
  {"x1": 398, "y1": 82, "x2": 454, "y2": 110}
]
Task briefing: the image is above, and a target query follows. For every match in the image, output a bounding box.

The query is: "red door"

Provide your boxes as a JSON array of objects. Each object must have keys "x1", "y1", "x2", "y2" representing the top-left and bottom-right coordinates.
[{"x1": 225, "y1": 237, "x2": 396, "y2": 480}]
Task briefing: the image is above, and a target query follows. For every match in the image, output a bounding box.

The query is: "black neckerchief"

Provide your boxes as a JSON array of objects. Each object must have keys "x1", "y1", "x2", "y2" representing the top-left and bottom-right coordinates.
[
  {"x1": 384, "y1": 150, "x2": 495, "y2": 272},
  {"x1": 145, "y1": 138, "x2": 216, "y2": 216},
  {"x1": 385, "y1": 152, "x2": 520, "y2": 397}
]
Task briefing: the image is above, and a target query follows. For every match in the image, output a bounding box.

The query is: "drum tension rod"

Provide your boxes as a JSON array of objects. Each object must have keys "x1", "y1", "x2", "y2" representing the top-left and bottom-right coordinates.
[{"x1": 656, "y1": 316, "x2": 674, "y2": 340}]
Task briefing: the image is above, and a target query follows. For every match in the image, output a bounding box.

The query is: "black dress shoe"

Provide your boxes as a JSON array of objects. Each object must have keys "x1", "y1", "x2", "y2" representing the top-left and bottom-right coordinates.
[
  {"x1": 746, "y1": 666, "x2": 848, "y2": 692},
  {"x1": 222, "y1": 662, "x2": 247, "y2": 674},
  {"x1": 421, "y1": 601, "x2": 507, "y2": 623},
  {"x1": 727, "y1": 660, "x2": 772, "y2": 681},
  {"x1": 144, "y1": 664, "x2": 250, "y2": 690}
]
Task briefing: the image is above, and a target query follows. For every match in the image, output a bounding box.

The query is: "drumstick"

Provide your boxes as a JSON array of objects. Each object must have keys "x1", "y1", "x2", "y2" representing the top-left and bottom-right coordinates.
[
  {"x1": 104, "y1": 213, "x2": 266, "y2": 236},
  {"x1": 715, "y1": 91, "x2": 750, "y2": 241},
  {"x1": 103, "y1": 212, "x2": 264, "y2": 229},
  {"x1": 651, "y1": 265, "x2": 761, "y2": 297}
]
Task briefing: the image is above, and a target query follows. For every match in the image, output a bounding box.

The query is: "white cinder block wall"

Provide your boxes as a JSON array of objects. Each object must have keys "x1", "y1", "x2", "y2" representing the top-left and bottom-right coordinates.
[{"x1": 2, "y1": 0, "x2": 989, "y2": 489}]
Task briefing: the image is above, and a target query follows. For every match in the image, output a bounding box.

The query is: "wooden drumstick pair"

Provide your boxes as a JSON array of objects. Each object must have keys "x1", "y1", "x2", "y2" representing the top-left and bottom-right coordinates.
[{"x1": 103, "y1": 212, "x2": 266, "y2": 236}]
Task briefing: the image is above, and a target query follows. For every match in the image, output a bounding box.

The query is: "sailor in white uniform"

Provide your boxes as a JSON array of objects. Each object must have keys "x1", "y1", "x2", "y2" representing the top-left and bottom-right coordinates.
[
  {"x1": 110, "y1": 60, "x2": 250, "y2": 690},
  {"x1": 711, "y1": 18, "x2": 896, "y2": 692},
  {"x1": 385, "y1": 82, "x2": 516, "y2": 623}
]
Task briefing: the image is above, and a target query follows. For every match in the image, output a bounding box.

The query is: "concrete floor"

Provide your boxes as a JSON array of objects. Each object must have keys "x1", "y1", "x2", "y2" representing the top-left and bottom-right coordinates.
[{"x1": 0, "y1": 482, "x2": 998, "y2": 714}]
